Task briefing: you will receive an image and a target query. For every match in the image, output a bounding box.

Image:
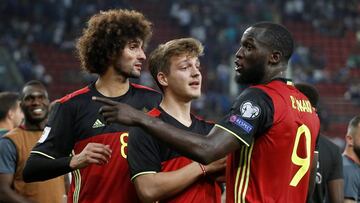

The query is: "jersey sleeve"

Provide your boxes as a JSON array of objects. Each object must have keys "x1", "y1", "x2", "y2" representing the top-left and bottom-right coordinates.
[
  {"x1": 31, "y1": 101, "x2": 75, "y2": 158},
  {"x1": 328, "y1": 143, "x2": 343, "y2": 181},
  {"x1": 127, "y1": 127, "x2": 162, "y2": 181},
  {"x1": 0, "y1": 138, "x2": 17, "y2": 174},
  {"x1": 216, "y1": 87, "x2": 274, "y2": 146}
]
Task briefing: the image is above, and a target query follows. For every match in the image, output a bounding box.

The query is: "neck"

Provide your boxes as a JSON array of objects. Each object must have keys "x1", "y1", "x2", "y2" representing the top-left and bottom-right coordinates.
[
  {"x1": 24, "y1": 120, "x2": 46, "y2": 131},
  {"x1": 160, "y1": 93, "x2": 192, "y2": 127},
  {"x1": 262, "y1": 65, "x2": 287, "y2": 84},
  {"x1": 0, "y1": 120, "x2": 13, "y2": 131},
  {"x1": 96, "y1": 68, "x2": 130, "y2": 97},
  {"x1": 344, "y1": 146, "x2": 360, "y2": 165}
]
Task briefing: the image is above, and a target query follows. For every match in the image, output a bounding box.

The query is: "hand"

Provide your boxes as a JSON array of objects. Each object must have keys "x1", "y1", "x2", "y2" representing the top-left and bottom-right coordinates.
[
  {"x1": 69, "y1": 143, "x2": 112, "y2": 169},
  {"x1": 203, "y1": 157, "x2": 226, "y2": 174},
  {"x1": 204, "y1": 157, "x2": 227, "y2": 182},
  {"x1": 92, "y1": 96, "x2": 142, "y2": 126}
]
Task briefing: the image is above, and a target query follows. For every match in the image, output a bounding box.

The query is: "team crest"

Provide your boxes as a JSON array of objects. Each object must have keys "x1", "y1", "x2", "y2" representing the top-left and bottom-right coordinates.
[{"x1": 240, "y1": 101, "x2": 260, "y2": 119}]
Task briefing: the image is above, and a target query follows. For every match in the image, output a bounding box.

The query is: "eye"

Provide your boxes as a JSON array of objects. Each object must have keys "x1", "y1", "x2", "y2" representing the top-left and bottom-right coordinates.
[
  {"x1": 129, "y1": 42, "x2": 140, "y2": 50},
  {"x1": 245, "y1": 43, "x2": 253, "y2": 51}
]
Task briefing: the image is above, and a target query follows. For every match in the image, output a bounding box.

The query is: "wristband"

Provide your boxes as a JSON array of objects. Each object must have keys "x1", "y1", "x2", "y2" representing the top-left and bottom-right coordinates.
[{"x1": 198, "y1": 163, "x2": 207, "y2": 176}]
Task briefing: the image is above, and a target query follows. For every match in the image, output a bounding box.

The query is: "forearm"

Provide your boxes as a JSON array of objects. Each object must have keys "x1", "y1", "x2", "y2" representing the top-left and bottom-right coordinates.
[
  {"x1": 0, "y1": 187, "x2": 35, "y2": 203},
  {"x1": 307, "y1": 152, "x2": 318, "y2": 202},
  {"x1": 136, "y1": 116, "x2": 233, "y2": 164},
  {"x1": 327, "y1": 179, "x2": 343, "y2": 203},
  {"x1": 23, "y1": 154, "x2": 73, "y2": 182},
  {"x1": 135, "y1": 162, "x2": 204, "y2": 202}
]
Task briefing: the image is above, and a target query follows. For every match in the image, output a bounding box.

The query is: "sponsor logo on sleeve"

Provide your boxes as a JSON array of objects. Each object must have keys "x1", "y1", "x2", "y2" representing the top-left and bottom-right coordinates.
[
  {"x1": 229, "y1": 115, "x2": 253, "y2": 133},
  {"x1": 38, "y1": 127, "x2": 51, "y2": 143},
  {"x1": 240, "y1": 101, "x2": 260, "y2": 119}
]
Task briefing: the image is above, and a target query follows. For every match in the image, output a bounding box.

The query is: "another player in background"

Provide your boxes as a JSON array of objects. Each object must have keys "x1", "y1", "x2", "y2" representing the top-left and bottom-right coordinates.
[
  {"x1": 0, "y1": 80, "x2": 66, "y2": 203},
  {"x1": 295, "y1": 83, "x2": 343, "y2": 203},
  {"x1": 0, "y1": 92, "x2": 23, "y2": 137},
  {"x1": 23, "y1": 9, "x2": 161, "y2": 203},
  {"x1": 94, "y1": 22, "x2": 320, "y2": 203},
  {"x1": 128, "y1": 38, "x2": 226, "y2": 203},
  {"x1": 342, "y1": 115, "x2": 360, "y2": 203}
]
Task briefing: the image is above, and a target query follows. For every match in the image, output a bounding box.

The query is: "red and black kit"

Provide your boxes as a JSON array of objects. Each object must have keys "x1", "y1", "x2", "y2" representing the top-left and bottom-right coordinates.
[
  {"x1": 128, "y1": 107, "x2": 222, "y2": 203},
  {"x1": 28, "y1": 82, "x2": 161, "y2": 203},
  {"x1": 217, "y1": 79, "x2": 320, "y2": 203}
]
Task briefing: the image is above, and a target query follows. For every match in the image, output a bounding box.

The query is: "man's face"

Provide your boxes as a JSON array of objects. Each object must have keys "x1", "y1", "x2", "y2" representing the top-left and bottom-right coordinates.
[
  {"x1": 234, "y1": 27, "x2": 270, "y2": 85},
  {"x1": 20, "y1": 85, "x2": 49, "y2": 124},
  {"x1": 162, "y1": 54, "x2": 202, "y2": 101},
  {"x1": 10, "y1": 101, "x2": 24, "y2": 127},
  {"x1": 113, "y1": 39, "x2": 146, "y2": 78},
  {"x1": 352, "y1": 125, "x2": 360, "y2": 159}
]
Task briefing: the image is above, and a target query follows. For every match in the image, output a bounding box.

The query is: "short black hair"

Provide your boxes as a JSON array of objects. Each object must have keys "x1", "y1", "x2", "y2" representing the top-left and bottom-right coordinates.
[
  {"x1": 294, "y1": 83, "x2": 319, "y2": 108},
  {"x1": 252, "y1": 22, "x2": 294, "y2": 61},
  {"x1": 0, "y1": 92, "x2": 20, "y2": 120},
  {"x1": 348, "y1": 115, "x2": 360, "y2": 136}
]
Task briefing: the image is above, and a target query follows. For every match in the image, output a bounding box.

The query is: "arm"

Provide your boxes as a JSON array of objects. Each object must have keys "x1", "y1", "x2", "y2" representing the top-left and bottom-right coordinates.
[
  {"x1": 0, "y1": 174, "x2": 35, "y2": 203},
  {"x1": 307, "y1": 151, "x2": 318, "y2": 203},
  {"x1": 23, "y1": 101, "x2": 111, "y2": 182},
  {"x1": 24, "y1": 143, "x2": 111, "y2": 182},
  {"x1": 95, "y1": 97, "x2": 240, "y2": 164},
  {"x1": 0, "y1": 139, "x2": 34, "y2": 203},
  {"x1": 344, "y1": 199, "x2": 356, "y2": 203},
  {"x1": 327, "y1": 140, "x2": 344, "y2": 203},
  {"x1": 327, "y1": 179, "x2": 344, "y2": 203},
  {"x1": 94, "y1": 88, "x2": 272, "y2": 164},
  {"x1": 134, "y1": 159, "x2": 226, "y2": 203}
]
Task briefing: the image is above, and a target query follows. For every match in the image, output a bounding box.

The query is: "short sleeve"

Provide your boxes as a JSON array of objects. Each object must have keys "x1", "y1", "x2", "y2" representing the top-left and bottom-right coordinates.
[
  {"x1": 31, "y1": 101, "x2": 75, "y2": 158},
  {"x1": 217, "y1": 88, "x2": 273, "y2": 146},
  {"x1": 127, "y1": 127, "x2": 162, "y2": 181},
  {"x1": 0, "y1": 138, "x2": 17, "y2": 173},
  {"x1": 328, "y1": 144, "x2": 343, "y2": 181}
]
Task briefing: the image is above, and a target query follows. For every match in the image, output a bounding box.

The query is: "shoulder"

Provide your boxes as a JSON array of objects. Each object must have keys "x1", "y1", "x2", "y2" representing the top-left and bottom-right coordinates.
[
  {"x1": 131, "y1": 83, "x2": 160, "y2": 93},
  {"x1": 191, "y1": 114, "x2": 214, "y2": 132},
  {"x1": 0, "y1": 137, "x2": 16, "y2": 151},
  {"x1": 130, "y1": 83, "x2": 161, "y2": 97},
  {"x1": 3, "y1": 128, "x2": 25, "y2": 139},
  {"x1": 55, "y1": 86, "x2": 91, "y2": 105},
  {"x1": 343, "y1": 156, "x2": 360, "y2": 173}
]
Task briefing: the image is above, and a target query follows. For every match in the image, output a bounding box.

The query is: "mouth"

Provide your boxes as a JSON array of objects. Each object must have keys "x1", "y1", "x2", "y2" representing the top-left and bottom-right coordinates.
[
  {"x1": 189, "y1": 81, "x2": 200, "y2": 88},
  {"x1": 234, "y1": 61, "x2": 243, "y2": 72},
  {"x1": 134, "y1": 63, "x2": 142, "y2": 70},
  {"x1": 31, "y1": 108, "x2": 44, "y2": 115}
]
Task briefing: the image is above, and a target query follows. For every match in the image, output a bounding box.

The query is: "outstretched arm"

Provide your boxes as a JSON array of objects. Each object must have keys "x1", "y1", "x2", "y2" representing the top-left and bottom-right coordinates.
[
  {"x1": 94, "y1": 97, "x2": 241, "y2": 164},
  {"x1": 23, "y1": 143, "x2": 112, "y2": 182},
  {"x1": 134, "y1": 158, "x2": 226, "y2": 203}
]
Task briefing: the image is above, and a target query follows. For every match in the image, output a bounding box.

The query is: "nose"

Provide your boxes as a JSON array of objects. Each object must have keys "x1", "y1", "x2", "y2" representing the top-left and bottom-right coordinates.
[
  {"x1": 32, "y1": 97, "x2": 43, "y2": 105},
  {"x1": 191, "y1": 66, "x2": 201, "y2": 77},
  {"x1": 235, "y1": 46, "x2": 244, "y2": 59},
  {"x1": 138, "y1": 49, "x2": 146, "y2": 61}
]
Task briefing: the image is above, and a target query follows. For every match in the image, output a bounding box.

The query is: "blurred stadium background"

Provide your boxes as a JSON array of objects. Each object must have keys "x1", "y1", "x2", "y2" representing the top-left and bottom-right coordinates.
[{"x1": 1, "y1": 0, "x2": 359, "y2": 147}]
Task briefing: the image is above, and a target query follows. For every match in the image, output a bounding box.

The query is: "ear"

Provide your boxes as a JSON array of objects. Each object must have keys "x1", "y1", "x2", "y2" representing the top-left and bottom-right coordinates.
[
  {"x1": 346, "y1": 134, "x2": 353, "y2": 146},
  {"x1": 7, "y1": 109, "x2": 14, "y2": 120},
  {"x1": 157, "y1": 72, "x2": 168, "y2": 87},
  {"x1": 269, "y1": 51, "x2": 281, "y2": 65}
]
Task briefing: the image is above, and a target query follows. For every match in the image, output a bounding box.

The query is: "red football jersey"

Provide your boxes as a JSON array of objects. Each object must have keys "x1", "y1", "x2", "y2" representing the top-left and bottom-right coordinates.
[{"x1": 219, "y1": 80, "x2": 320, "y2": 203}]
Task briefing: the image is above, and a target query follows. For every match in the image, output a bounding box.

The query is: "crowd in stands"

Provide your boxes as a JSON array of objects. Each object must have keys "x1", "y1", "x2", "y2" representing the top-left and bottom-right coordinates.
[{"x1": 0, "y1": 0, "x2": 359, "y2": 116}]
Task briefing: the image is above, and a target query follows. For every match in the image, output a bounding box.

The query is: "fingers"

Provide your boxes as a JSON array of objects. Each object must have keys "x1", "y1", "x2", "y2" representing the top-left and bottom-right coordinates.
[
  {"x1": 71, "y1": 143, "x2": 113, "y2": 169},
  {"x1": 92, "y1": 96, "x2": 118, "y2": 106}
]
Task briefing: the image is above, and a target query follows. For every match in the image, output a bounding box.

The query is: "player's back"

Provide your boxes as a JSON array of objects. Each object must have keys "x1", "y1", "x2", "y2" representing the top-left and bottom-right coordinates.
[{"x1": 228, "y1": 80, "x2": 320, "y2": 203}]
